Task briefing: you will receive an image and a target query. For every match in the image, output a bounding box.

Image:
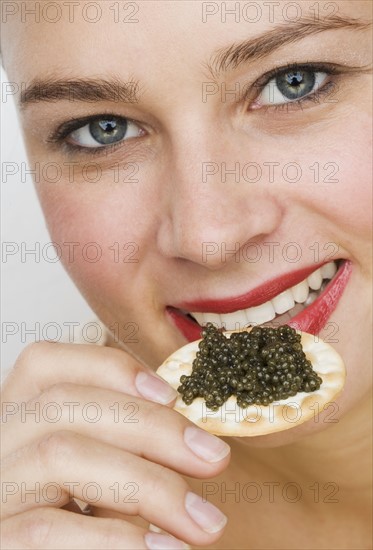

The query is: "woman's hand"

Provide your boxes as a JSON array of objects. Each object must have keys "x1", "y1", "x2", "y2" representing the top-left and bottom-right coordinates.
[{"x1": 1, "y1": 341, "x2": 230, "y2": 549}]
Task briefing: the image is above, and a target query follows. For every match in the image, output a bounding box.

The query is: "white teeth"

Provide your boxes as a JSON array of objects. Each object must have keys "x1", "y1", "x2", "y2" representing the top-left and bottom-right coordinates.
[
  {"x1": 226, "y1": 309, "x2": 251, "y2": 329},
  {"x1": 213, "y1": 311, "x2": 243, "y2": 331},
  {"x1": 191, "y1": 310, "x2": 250, "y2": 330},
  {"x1": 191, "y1": 312, "x2": 218, "y2": 327},
  {"x1": 307, "y1": 268, "x2": 323, "y2": 290},
  {"x1": 271, "y1": 289, "x2": 295, "y2": 315},
  {"x1": 189, "y1": 261, "x2": 338, "y2": 328},
  {"x1": 321, "y1": 261, "x2": 337, "y2": 280},
  {"x1": 245, "y1": 301, "x2": 276, "y2": 324},
  {"x1": 291, "y1": 280, "x2": 310, "y2": 303},
  {"x1": 204, "y1": 313, "x2": 222, "y2": 327},
  {"x1": 192, "y1": 303, "x2": 276, "y2": 329}
]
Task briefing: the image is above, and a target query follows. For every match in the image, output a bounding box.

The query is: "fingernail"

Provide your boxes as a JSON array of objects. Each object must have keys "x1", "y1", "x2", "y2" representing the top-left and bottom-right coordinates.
[
  {"x1": 184, "y1": 426, "x2": 230, "y2": 463},
  {"x1": 135, "y1": 371, "x2": 178, "y2": 405},
  {"x1": 145, "y1": 532, "x2": 190, "y2": 549},
  {"x1": 185, "y1": 492, "x2": 227, "y2": 534}
]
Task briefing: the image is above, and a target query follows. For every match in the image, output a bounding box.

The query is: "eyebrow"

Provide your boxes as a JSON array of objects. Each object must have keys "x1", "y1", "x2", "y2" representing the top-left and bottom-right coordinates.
[
  {"x1": 20, "y1": 14, "x2": 370, "y2": 109},
  {"x1": 207, "y1": 15, "x2": 371, "y2": 78},
  {"x1": 20, "y1": 77, "x2": 140, "y2": 109}
]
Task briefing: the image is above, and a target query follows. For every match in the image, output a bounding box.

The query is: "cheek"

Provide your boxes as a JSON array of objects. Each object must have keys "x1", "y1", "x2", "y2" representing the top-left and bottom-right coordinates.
[
  {"x1": 317, "y1": 118, "x2": 372, "y2": 235},
  {"x1": 266, "y1": 114, "x2": 372, "y2": 240},
  {"x1": 34, "y1": 177, "x2": 151, "y2": 297}
]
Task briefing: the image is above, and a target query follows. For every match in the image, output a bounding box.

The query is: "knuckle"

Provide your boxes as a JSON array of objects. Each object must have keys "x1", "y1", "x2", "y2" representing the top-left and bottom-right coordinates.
[
  {"x1": 99, "y1": 519, "x2": 133, "y2": 547},
  {"x1": 35, "y1": 430, "x2": 76, "y2": 471},
  {"x1": 16, "y1": 341, "x2": 54, "y2": 369},
  {"x1": 139, "y1": 401, "x2": 170, "y2": 433},
  {"x1": 17, "y1": 508, "x2": 55, "y2": 549},
  {"x1": 99, "y1": 346, "x2": 135, "y2": 374},
  {"x1": 12, "y1": 344, "x2": 33, "y2": 377},
  {"x1": 39, "y1": 382, "x2": 74, "y2": 407},
  {"x1": 14, "y1": 341, "x2": 57, "y2": 379},
  {"x1": 147, "y1": 462, "x2": 186, "y2": 499}
]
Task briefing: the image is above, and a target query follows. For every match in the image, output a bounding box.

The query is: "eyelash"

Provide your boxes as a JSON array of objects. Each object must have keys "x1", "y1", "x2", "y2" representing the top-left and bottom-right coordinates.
[
  {"x1": 48, "y1": 62, "x2": 343, "y2": 157},
  {"x1": 250, "y1": 61, "x2": 342, "y2": 112},
  {"x1": 262, "y1": 81, "x2": 335, "y2": 113},
  {"x1": 58, "y1": 138, "x2": 125, "y2": 158},
  {"x1": 47, "y1": 116, "x2": 138, "y2": 157}
]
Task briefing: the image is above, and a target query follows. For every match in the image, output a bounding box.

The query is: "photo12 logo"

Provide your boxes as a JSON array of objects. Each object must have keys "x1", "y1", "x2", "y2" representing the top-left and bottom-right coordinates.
[
  {"x1": 201, "y1": 480, "x2": 339, "y2": 504},
  {"x1": 1, "y1": 480, "x2": 140, "y2": 505},
  {"x1": 1, "y1": 2, "x2": 140, "y2": 24},
  {"x1": 201, "y1": 161, "x2": 339, "y2": 184},
  {"x1": 201, "y1": 2, "x2": 339, "y2": 24},
  {"x1": 200, "y1": 399, "x2": 339, "y2": 425}
]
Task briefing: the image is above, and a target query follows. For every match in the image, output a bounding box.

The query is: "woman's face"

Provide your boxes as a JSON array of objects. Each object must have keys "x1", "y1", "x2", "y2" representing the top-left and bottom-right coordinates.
[{"x1": 2, "y1": 1, "x2": 372, "y2": 440}]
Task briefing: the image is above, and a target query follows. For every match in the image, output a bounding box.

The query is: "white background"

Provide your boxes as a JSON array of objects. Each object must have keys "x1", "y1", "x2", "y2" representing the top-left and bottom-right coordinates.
[{"x1": 1, "y1": 66, "x2": 94, "y2": 380}]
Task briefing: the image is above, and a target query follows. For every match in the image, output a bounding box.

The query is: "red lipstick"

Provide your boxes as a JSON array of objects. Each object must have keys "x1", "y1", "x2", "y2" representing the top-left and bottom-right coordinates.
[
  {"x1": 288, "y1": 260, "x2": 351, "y2": 334},
  {"x1": 167, "y1": 261, "x2": 352, "y2": 341},
  {"x1": 177, "y1": 263, "x2": 327, "y2": 314}
]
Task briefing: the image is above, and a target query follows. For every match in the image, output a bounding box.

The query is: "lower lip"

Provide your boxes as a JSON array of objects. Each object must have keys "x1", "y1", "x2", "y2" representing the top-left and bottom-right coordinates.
[{"x1": 166, "y1": 261, "x2": 352, "y2": 342}]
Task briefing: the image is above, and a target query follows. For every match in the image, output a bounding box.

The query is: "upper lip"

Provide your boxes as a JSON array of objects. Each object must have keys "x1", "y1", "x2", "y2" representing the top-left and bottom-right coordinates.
[{"x1": 173, "y1": 261, "x2": 339, "y2": 314}]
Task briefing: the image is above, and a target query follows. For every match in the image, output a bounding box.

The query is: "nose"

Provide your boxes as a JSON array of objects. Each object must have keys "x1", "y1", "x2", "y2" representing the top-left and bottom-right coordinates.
[{"x1": 156, "y1": 121, "x2": 283, "y2": 269}]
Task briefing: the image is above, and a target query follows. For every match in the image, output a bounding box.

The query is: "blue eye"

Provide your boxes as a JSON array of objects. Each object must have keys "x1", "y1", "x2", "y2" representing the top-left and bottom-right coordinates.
[
  {"x1": 69, "y1": 116, "x2": 141, "y2": 148},
  {"x1": 258, "y1": 69, "x2": 328, "y2": 106}
]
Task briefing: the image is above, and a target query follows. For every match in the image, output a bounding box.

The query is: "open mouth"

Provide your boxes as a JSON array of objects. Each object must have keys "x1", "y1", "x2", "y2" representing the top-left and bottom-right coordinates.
[{"x1": 167, "y1": 260, "x2": 352, "y2": 341}]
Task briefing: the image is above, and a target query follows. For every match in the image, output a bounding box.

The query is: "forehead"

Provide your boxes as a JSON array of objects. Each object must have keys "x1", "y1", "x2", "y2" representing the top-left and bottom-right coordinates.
[{"x1": 2, "y1": 0, "x2": 371, "y2": 82}]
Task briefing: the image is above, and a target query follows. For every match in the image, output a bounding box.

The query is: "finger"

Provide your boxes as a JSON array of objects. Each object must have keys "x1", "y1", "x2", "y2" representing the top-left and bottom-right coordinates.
[
  {"x1": 0, "y1": 507, "x2": 189, "y2": 550},
  {"x1": 2, "y1": 383, "x2": 231, "y2": 474},
  {"x1": 2, "y1": 431, "x2": 227, "y2": 546},
  {"x1": 1, "y1": 341, "x2": 177, "y2": 405}
]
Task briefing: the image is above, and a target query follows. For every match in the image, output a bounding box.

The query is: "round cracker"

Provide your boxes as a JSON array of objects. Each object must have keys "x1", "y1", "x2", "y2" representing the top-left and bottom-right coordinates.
[{"x1": 156, "y1": 330, "x2": 346, "y2": 436}]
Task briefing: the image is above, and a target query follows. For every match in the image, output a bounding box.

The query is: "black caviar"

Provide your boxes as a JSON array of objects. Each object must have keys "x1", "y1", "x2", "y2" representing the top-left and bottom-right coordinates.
[{"x1": 178, "y1": 324, "x2": 322, "y2": 411}]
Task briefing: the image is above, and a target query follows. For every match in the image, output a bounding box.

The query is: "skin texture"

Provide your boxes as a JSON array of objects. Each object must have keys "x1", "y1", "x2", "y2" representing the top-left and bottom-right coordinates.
[{"x1": 1, "y1": 1, "x2": 372, "y2": 548}]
